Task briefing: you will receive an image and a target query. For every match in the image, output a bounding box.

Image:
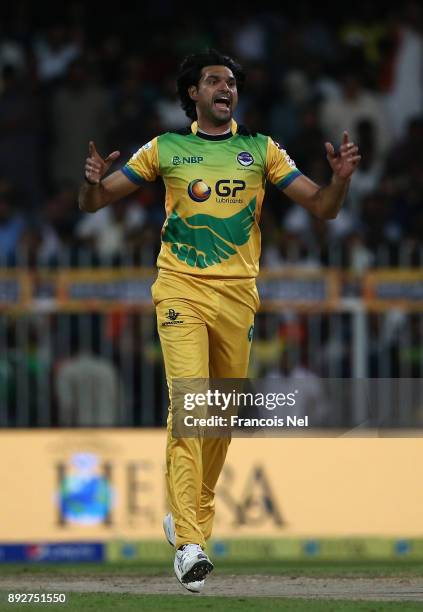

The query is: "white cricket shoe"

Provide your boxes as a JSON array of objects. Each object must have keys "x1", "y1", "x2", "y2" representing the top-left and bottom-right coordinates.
[
  {"x1": 174, "y1": 543, "x2": 214, "y2": 588},
  {"x1": 163, "y1": 513, "x2": 211, "y2": 593}
]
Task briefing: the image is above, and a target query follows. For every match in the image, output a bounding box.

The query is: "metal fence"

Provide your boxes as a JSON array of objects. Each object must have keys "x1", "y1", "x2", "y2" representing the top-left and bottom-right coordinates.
[{"x1": 1, "y1": 242, "x2": 423, "y2": 429}]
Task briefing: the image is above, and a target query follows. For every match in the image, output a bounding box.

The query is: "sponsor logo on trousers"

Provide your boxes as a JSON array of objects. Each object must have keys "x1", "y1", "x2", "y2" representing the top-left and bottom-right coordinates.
[{"x1": 162, "y1": 308, "x2": 184, "y2": 326}]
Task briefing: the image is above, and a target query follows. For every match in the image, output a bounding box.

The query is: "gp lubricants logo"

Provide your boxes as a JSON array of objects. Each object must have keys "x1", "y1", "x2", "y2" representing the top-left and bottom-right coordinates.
[
  {"x1": 188, "y1": 179, "x2": 246, "y2": 203},
  {"x1": 188, "y1": 179, "x2": 212, "y2": 202}
]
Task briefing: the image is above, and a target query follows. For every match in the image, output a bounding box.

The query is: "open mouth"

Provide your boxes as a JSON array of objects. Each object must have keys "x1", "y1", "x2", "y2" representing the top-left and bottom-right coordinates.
[{"x1": 213, "y1": 96, "x2": 231, "y2": 111}]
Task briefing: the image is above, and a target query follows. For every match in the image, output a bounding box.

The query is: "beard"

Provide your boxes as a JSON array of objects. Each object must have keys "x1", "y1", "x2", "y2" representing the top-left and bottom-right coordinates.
[{"x1": 206, "y1": 104, "x2": 232, "y2": 126}]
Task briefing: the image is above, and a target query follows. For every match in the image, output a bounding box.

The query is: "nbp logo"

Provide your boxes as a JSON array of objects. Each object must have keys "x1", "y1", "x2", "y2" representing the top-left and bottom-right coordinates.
[
  {"x1": 188, "y1": 179, "x2": 212, "y2": 202},
  {"x1": 172, "y1": 155, "x2": 204, "y2": 165}
]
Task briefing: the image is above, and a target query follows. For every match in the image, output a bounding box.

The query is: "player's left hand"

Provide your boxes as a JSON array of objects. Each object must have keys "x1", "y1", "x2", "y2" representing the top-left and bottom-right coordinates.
[{"x1": 324, "y1": 131, "x2": 361, "y2": 180}]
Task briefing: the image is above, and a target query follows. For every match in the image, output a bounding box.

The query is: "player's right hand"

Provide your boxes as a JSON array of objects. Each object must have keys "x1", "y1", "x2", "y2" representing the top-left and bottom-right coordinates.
[{"x1": 85, "y1": 141, "x2": 120, "y2": 184}]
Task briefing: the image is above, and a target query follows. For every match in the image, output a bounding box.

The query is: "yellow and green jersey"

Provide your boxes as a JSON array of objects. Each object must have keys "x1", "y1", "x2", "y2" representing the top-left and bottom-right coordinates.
[{"x1": 122, "y1": 119, "x2": 301, "y2": 278}]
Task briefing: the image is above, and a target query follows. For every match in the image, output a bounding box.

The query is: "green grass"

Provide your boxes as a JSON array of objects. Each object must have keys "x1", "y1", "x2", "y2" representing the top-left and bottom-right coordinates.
[
  {"x1": 1, "y1": 562, "x2": 422, "y2": 610},
  {"x1": 1, "y1": 559, "x2": 423, "y2": 577},
  {"x1": 1, "y1": 561, "x2": 422, "y2": 610},
  {"x1": 0, "y1": 594, "x2": 423, "y2": 612}
]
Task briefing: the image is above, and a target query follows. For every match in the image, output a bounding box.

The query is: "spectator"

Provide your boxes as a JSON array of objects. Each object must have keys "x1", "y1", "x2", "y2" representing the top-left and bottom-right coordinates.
[
  {"x1": 361, "y1": 191, "x2": 395, "y2": 248},
  {"x1": 75, "y1": 197, "x2": 145, "y2": 259},
  {"x1": 51, "y1": 58, "x2": 111, "y2": 187},
  {"x1": 348, "y1": 119, "x2": 383, "y2": 217},
  {"x1": 233, "y1": 16, "x2": 267, "y2": 61},
  {"x1": 0, "y1": 179, "x2": 25, "y2": 261},
  {"x1": 270, "y1": 70, "x2": 310, "y2": 147},
  {"x1": 320, "y1": 70, "x2": 392, "y2": 157},
  {"x1": 381, "y1": 4, "x2": 423, "y2": 140},
  {"x1": 344, "y1": 231, "x2": 374, "y2": 272},
  {"x1": 0, "y1": 33, "x2": 26, "y2": 75},
  {"x1": 0, "y1": 65, "x2": 41, "y2": 207},
  {"x1": 33, "y1": 23, "x2": 80, "y2": 83},
  {"x1": 156, "y1": 76, "x2": 188, "y2": 130},
  {"x1": 262, "y1": 345, "x2": 330, "y2": 426},
  {"x1": 110, "y1": 55, "x2": 156, "y2": 159},
  {"x1": 385, "y1": 116, "x2": 423, "y2": 178},
  {"x1": 55, "y1": 337, "x2": 123, "y2": 426},
  {"x1": 38, "y1": 184, "x2": 79, "y2": 263}
]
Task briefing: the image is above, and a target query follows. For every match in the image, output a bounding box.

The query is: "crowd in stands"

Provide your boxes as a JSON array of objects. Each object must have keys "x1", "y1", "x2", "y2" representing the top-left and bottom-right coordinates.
[
  {"x1": 0, "y1": 2, "x2": 422, "y2": 269},
  {"x1": 1, "y1": 2, "x2": 423, "y2": 426}
]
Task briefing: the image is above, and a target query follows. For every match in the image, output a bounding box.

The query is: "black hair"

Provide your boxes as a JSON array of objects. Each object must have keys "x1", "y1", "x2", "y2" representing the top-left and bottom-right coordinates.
[{"x1": 176, "y1": 48, "x2": 245, "y2": 120}]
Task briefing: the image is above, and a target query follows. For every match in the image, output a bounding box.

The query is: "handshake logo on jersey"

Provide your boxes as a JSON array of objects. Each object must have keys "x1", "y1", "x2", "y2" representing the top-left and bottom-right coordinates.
[{"x1": 162, "y1": 197, "x2": 256, "y2": 269}]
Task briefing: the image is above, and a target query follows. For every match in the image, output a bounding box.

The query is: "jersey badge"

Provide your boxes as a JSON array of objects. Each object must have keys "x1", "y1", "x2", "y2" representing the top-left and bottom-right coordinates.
[{"x1": 237, "y1": 151, "x2": 254, "y2": 167}]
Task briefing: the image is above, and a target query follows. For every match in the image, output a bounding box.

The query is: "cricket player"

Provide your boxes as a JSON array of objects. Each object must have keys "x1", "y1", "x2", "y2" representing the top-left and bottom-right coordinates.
[{"x1": 78, "y1": 49, "x2": 361, "y2": 592}]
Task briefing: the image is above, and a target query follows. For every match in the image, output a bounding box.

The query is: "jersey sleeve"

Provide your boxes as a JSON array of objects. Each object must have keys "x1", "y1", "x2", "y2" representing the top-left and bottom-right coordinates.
[
  {"x1": 265, "y1": 137, "x2": 302, "y2": 190},
  {"x1": 121, "y1": 137, "x2": 159, "y2": 185}
]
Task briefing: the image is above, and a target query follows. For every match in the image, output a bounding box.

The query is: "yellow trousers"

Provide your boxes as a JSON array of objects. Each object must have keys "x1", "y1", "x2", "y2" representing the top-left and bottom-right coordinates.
[{"x1": 152, "y1": 269, "x2": 259, "y2": 549}]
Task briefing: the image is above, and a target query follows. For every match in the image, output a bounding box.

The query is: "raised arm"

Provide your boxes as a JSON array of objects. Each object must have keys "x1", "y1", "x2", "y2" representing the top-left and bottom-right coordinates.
[
  {"x1": 78, "y1": 141, "x2": 139, "y2": 213},
  {"x1": 282, "y1": 131, "x2": 361, "y2": 220}
]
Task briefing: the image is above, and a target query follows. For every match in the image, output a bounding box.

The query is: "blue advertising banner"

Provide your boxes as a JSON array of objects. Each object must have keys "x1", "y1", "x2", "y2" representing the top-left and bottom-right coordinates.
[{"x1": 0, "y1": 542, "x2": 104, "y2": 563}]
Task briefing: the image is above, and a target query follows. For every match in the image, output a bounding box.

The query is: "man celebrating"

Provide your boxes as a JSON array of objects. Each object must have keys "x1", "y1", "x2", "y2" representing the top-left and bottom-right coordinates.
[{"x1": 79, "y1": 49, "x2": 360, "y2": 592}]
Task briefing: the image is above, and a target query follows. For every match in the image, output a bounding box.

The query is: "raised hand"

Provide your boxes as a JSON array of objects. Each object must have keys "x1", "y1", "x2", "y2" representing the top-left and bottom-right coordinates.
[
  {"x1": 324, "y1": 131, "x2": 361, "y2": 180},
  {"x1": 85, "y1": 141, "x2": 120, "y2": 185}
]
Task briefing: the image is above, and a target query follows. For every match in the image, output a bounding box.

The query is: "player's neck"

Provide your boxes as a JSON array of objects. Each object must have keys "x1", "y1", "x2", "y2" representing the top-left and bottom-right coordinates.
[
  {"x1": 196, "y1": 118, "x2": 232, "y2": 135},
  {"x1": 198, "y1": 126, "x2": 231, "y2": 136}
]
